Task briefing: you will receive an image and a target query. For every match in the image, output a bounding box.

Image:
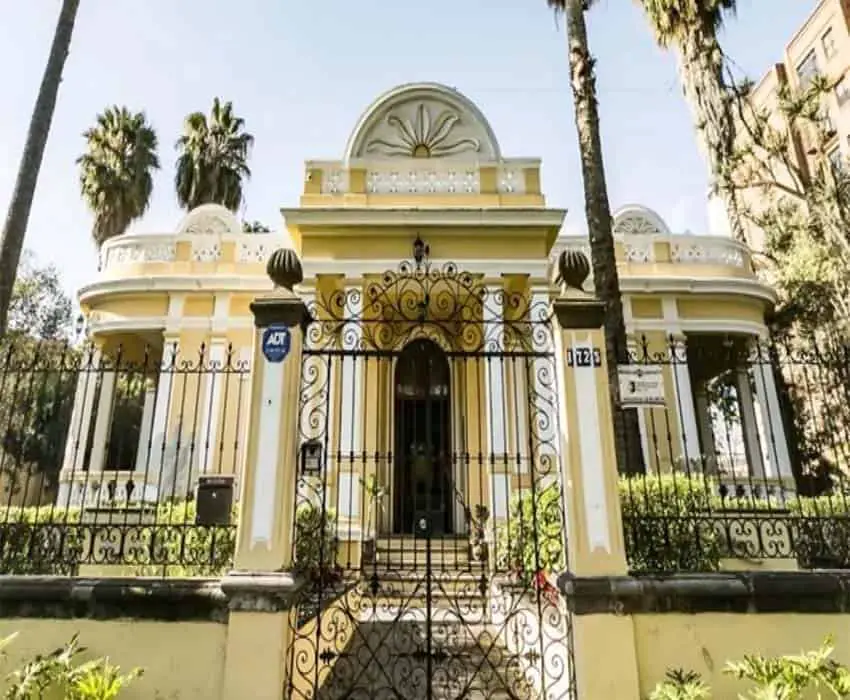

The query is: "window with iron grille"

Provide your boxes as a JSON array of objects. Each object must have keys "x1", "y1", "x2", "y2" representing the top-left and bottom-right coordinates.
[
  {"x1": 823, "y1": 27, "x2": 838, "y2": 60},
  {"x1": 836, "y1": 75, "x2": 850, "y2": 106},
  {"x1": 828, "y1": 146, "x2": 842, "y2": 172},
  {"x1": 797, "y1": 49, "x2": 820, "y2": 86}
]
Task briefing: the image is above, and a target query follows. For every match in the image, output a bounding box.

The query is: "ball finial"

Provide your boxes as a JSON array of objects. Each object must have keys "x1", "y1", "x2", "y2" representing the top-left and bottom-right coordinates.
[
  {"x1": 558, "y1": 249, "x2": 591, "y2": 291},
  {"x1": 266, "y1": 248, "x2": 303, "y2": 291}
]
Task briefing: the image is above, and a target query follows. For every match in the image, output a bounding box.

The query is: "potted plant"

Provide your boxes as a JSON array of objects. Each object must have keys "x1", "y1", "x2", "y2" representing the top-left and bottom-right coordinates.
[
  {"x1": 361, "y1": 475, "x2": 387, "y2": 565},
  {"x1": 469, "y1": 504, "x2": 490, "y2": 563}
]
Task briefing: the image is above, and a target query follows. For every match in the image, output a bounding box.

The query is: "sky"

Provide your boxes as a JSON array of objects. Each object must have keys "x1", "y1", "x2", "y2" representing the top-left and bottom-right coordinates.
[{"x1": 0, "y1": 0, "x2": 815, "y2": 298}]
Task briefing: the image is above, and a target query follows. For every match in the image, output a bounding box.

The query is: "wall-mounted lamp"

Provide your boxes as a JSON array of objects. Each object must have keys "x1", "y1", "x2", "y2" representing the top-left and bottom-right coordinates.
[
  {"x1": 413, "y1": 235, "x2": 430, "y2": 269},
  {"x1": 300, "y1": 440, "x2": 323, "y2": 476}
]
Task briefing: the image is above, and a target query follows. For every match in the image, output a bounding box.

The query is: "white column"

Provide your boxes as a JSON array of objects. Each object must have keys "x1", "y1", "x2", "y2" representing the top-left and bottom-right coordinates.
[
  {"x1": 133, "y1": 380, "x2": 157, "y2": 472},
  {"x1": 484, "y1": 285, "x2": 508, "y2": 520},
  {"x1": 147, "y1": 342, "x2": 178, "y2": 495},
  {"x1": 234, "y1": 346, "x2": 253, "y2": 493},
  {"x1": 198, "y1": 341, "x2": 227, "y2": 474},
  {"x1": 752, "y1": 341, "x2": 793, "y2": 480},
  {"x1": 693, "y1": 384, "x2": 718, "y2": 470},
  {"x1": 669, "y1": 336, "x2": 701, "y2": 465},
  {"x1": 61, "y1": 348, "x2": 101, "y2": 473},
  {"x1": 736, "y1": 367, "x2": 766, "y2": 478},
  {"x1": 87, "y1": 368, "x2": 117, "y2": 473},
  {"x1": 337, "y1": 287, "x2": 360, "y2": 525},
  {"x1": 626, "y1": 338, "x2": 651, "y2": 468}
]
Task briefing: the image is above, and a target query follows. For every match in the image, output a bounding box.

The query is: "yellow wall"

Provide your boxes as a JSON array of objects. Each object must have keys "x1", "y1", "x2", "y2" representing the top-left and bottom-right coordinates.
[
  {"x1": 298, "y1": 227, "x2": 552, "y2": 263},
  {"x1": 0, "y1": 619, "x2": 226, "y2": 700},
  {"x1": 634, "y1": 613, "x2": 850, "y2": 698}
]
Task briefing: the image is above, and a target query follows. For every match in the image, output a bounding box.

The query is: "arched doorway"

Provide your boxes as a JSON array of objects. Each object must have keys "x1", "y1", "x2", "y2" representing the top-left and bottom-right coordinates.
[{"x1": 393, "y1": 338, "x2": 453, "y2": 535}]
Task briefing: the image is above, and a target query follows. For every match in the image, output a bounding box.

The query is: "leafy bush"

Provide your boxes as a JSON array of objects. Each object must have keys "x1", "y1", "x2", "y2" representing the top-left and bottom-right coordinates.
[
  {"x1": 293, "y1": 502, "x2": 338, "y2": 582},
  {"x1": 127, "y1": 501, "x2": 237, "y2": 578},
  {"x1": 648, "y1": 638, "x2": 850, "y2": 699},
  {"x1": 788, "y1": 494, "x2": 850, "y2": 569},
  {"x1": 496, "y1": 482, "x2": 565, "y2": 584},
  {"x1": 2, "y1": 632, "x2": 142, "y2": 699},
  {"x1": 648, "y1": 669, "x2": 710, "y2": 700},
  {"x1": 620, "y1": 475, "x2": 723, "y2": 573},
  {"x1": 0, "y1": 507, "x2": 82, "y2": 576},
  {"x1": 0, "y1": 501, "x2": 237, "y2": 578}
]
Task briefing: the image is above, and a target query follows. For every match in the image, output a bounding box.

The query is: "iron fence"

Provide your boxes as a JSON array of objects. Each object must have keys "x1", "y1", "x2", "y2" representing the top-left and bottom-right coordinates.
[
  {"x1": 0, "y1": 334, "x2": 248, "y2": 576},
  {"x1": 621, "y1": 331, "x2": 850, "y2": 573}
]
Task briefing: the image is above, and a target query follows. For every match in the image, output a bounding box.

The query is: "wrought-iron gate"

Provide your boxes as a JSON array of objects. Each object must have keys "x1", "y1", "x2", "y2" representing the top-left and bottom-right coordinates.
[{"x1": 286, "y1": 261, "x2": 576, "y2": 699}]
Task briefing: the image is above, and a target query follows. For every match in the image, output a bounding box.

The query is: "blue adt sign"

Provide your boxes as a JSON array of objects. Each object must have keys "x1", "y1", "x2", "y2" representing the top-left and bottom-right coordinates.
[{"x1": 261, "y1": 325, "x2": 291, "y2": 363}]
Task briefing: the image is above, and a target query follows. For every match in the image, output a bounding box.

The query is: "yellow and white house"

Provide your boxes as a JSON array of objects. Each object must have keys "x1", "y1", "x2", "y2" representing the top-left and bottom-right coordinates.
[{"x1": 60, "y1": 81, "x2": 789, "y2": 529}]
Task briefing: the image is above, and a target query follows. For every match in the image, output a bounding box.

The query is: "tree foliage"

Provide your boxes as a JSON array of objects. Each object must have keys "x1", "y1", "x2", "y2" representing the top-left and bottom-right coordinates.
[
  {"x1": 729, "y1": 75, "x2": 850, "y2": 333},
  {"x1": 241, "y1": 220, "x2": 270, "y2": 233},
  {"x1": 3, "y1": 633, "x2": 142, "y2": 699},
  {"x1": 6, "y1": 251, "x2": 72, "y2": 341},
  {"x1": 650, "y1": 638, "x2": 850, "y2": 699},
  {"x1": 0, "y1": 254, "x2": 76, "y2": 494},
  {"x1": 175, "y1": 98, "x2": 254, "y2": 212},
  {"x1": 546, "y1": 0, "x2": 645, "y2": 475},
  {"x1": 77, "y1": 107, "x2": 160, "y2": 247},
  {"x1": 636, "y1": 0, "x2": 745, "y2": 240}
]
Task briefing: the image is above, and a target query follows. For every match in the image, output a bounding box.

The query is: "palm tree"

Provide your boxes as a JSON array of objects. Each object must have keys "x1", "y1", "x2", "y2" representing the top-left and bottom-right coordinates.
[
  {"x1": 175, "y1": 98, "x2": 254, "y2": 212},
  {"x1": 77, "y1": 107, "x2": 160, "y2": 247},
  {"x1": 637, "y1": 0, "x2": 744, "y2": 240},
  {"x1": 0, "y1": 0, "x2": 81, "y2": 334},
  {"x1": 549, "y1": 0, "x2": 645, "y2": 475}
]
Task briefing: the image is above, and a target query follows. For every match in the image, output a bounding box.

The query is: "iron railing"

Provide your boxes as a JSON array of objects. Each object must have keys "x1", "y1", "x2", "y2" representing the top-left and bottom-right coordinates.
[
  {"x1": 621, "y1": 331, "x2": 850, "y2": 573},
  {"x1": 0, "y1": 334, "x2": 248, "y2": 576}
]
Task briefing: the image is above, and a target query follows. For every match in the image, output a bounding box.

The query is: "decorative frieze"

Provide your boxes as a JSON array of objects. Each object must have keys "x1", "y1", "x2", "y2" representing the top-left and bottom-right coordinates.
[
  {"x1": 623, "y1": 238, "x2": 654, "y2": 263},
  {"x1": 321, "y1": 169, "x2": 349, "y2": 194},
  {"x1": 192, "y1": 238, "x2": 223, "y2": 263},
  {"x1": 102, "y1": 241, "x2": 176, "y2": 270},
  {"x1": 238, "y1": 240, "x2": 272, "y2": 264},
  {"x1": 366, "y1": 168, "x2": 480, "y2": 194},
  {"x1": 671, "y1": 240, "x2": 746, "y2": 268},
  {"x1": 497, "y1": 166, "x2": 525, "y2": 194}
]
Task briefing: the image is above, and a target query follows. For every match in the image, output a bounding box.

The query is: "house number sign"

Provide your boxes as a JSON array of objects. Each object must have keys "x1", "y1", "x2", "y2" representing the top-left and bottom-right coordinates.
[
  {"x1": 261, "y1": 324, "x2": 291, "y2": 363},
  {"x1": 566, "y1": 346, "x2": 602, "y2": 368}
]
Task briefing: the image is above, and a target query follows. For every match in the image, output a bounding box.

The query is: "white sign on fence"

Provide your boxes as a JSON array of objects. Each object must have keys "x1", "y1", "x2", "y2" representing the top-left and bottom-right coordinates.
[{"x1": 618, "y1": 365, "x2": 665, "y2": 407}]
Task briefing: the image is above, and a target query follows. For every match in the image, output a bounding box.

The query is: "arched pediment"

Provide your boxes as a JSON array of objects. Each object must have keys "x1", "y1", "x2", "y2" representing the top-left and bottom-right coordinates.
[
  {"x1": 612, "y1": 204, "x2": 671, "y2": 236},
  {"x1": 344, "y1": 83, "x2": 501, "y2": 162},
  {"x1": 176, "y1": 204, "x2": 241, "y2": 236}
]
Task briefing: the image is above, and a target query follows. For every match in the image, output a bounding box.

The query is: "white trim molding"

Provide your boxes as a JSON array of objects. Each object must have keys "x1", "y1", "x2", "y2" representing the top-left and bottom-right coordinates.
[{"x1": 280, "y1": 207, "x2": 566, "y2": 229}]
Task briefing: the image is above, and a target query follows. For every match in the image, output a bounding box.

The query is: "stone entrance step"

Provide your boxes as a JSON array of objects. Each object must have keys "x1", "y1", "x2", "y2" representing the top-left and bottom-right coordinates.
[{"x1": 375, "y1": 535, "x2": 481, "y2": 570}]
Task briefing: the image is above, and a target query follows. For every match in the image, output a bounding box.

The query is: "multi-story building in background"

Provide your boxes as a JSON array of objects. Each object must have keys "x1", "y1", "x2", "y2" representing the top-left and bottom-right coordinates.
[{"x1": 745, "y1": 0, "x2": 850, "y2": 251}]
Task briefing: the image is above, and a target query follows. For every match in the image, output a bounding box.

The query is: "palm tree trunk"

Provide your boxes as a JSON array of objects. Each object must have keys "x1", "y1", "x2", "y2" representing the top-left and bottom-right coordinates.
[
  {"x1": 678, "y1": 27, "x2": 745, "y2": 242},
  {"x1": 0, "y1": 0, "x2": 81, "y2": 334},
  {"x1": 565, "y1": 1, "x2": 645, "y2": 475}
]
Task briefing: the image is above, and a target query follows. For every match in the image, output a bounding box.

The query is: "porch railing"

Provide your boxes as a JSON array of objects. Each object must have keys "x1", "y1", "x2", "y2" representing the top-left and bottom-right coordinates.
[
  {"x1": 0, "y1": 335, "x2": 249, "y2": 576},
  {"x1": 621, "y1": 332, "x2": 850, "y2": 573}
]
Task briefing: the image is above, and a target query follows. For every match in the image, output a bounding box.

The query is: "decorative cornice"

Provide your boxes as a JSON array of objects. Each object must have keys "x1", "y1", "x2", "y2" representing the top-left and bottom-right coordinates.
[
  {"x1": 558, "y1": 571, "x2": 850, "y2": 615},
  {"x1": 553, "y1": 298, "x2": 606, "y2": 330},
  {"x1": 220, "y1": 571, "x2": 306, "y2": 612},
  {"x1": 250, "y1": 295, "x2": 311, "y2": 329},
  {"x1": 0, "y1": 577, "x2": 227, "y2": 622},
  {"x1": 281, "y1": 207, "x2": 567, "y2": 228}
]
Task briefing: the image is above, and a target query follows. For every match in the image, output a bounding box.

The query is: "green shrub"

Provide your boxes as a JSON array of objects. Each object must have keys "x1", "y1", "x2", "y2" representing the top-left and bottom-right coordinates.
[
  {"x1": 620, "y1": 475, "x2": 723, "y2": 573},
  {"x1": 496, "y1": 482, "x2": 565, "y2": 584},
  {"x1": 126, "y1": 501, "x2": 237, "y2": 577},
  {"x1": 0, "y1": 507, "x2": 82, "y2": 576},
  {"x1": 648, "y1": 638, "x2": 850, "y2": 699},
  {"x1": 2, "y1": 632, "x2": 142, "y2": 699},
  {"x1": 0, "y1": 502, "x2": 237, "y2": 578},
  {"x1": 293, "y1": 502, "x2": 338, "y2": 582},
  {"x1": 788, "y1": 494, "x2": 850, "y2": 569}
]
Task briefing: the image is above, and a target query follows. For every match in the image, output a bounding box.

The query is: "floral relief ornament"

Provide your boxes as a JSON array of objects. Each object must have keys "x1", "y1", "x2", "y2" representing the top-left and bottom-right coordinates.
[{"x1": 365, "y1": 103, "x2": 481, "y2": 158}]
